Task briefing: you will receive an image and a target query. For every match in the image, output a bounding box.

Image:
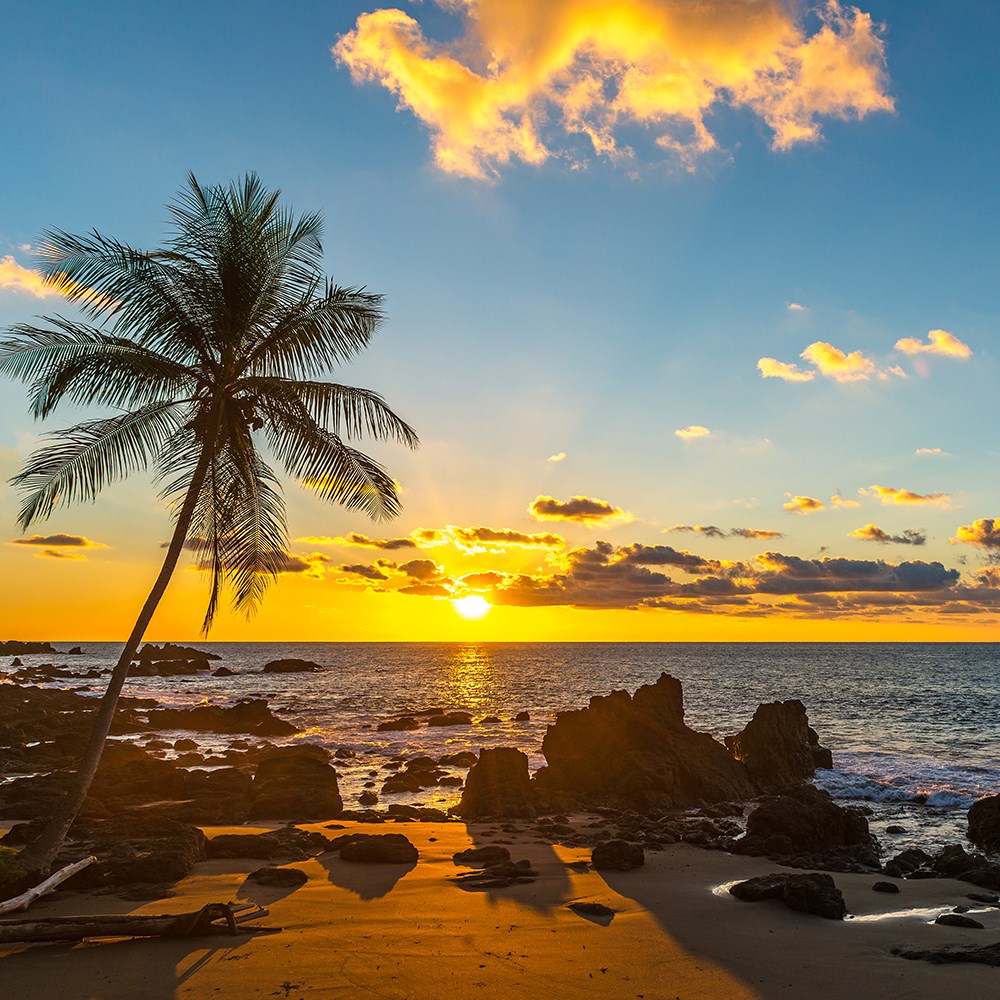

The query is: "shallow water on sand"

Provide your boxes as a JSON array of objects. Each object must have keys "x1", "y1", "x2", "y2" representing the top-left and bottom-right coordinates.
[{"x1": 6, "y1": 641, "x2": 999, "y2": 852}]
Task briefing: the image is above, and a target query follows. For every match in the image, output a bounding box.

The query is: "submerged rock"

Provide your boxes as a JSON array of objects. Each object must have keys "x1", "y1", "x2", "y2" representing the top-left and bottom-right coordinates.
[
  {"x1": 457, "y1": 747, "x2": 535, "y2": 819},
  {"x1": 935, "y1": 913, "x2": 984, "y2": 929},
  {"x1": 262, "y1": 658, "x2": 323, "y2": 673}
]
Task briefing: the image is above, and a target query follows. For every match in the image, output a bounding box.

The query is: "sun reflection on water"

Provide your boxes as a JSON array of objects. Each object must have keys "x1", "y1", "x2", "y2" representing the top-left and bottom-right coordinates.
[{"x1": 444, "y1": 643, "x2": 498, "y2": 712}]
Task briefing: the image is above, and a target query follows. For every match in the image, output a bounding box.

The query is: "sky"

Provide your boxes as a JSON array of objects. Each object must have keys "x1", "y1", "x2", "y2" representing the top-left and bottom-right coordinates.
[{"x1": 1, "y1": 0, "x2": 999, "y2": 642}]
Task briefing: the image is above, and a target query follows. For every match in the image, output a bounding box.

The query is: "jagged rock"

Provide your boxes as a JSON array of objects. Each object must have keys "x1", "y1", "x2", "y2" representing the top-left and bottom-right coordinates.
[
  {"x1": 249, "y1": 745, "x2": 343, "y2": 820},
  {"x1": 67, "y1": 646, "x2": 83, "y2": 655},
  {"x1": 457, "y1": 747, "x2": 534, "y2": 819},
  {"x1": 735, "y1": 785, "x2": 878, "y2": 869},
  {"x1": 968, "y1": 795, "x2": 1000, "y2": 853},
  {"x1": 133, "y1": 642, "x2": 220, "y2": 662},
  {"x1": 262, "y1": 658, "x2": 323, "y2": 673},
  {"x1": 725, "y1": 700, "x2": 832, "y2": 790},
  {"x1": 884, "y1": 847, "x2": 934, "y2": 878},
  {"x1": 426, "y1": 711, "x2": 473, "y2": 727},
  {"x1": 440, "y1": 751, "x2": 478, "y2": 768},
  {"x1": 730, "y1": 872, "x2": 846, "y2": 919},
  {"x1": 10, "y1": 658, "x2": 22, "y2": 666},
  {"x1": 0, "y1": 641, "x2": 57, "y2": 656},
  {"x1": 338, "y1": 833, "x2": 418, "y2": 863},
  {"x1": 592, "y1": 839, "x2": 644, "y2": 871},
  {"x1": 452, "y1": 859, "x2": 537, "y2": 889},
  {"x1": 129, "y1": 658, "x2": 211, "y2": 677},
  {"x1": 534, "y1": 674, "x2": 756, "y2": 812},
  {"x1": 936, "y1": 913, "x2": 985, "y2": 929},
  {"x1": 453, "y1": 845, "x2": 511, "y2": 868},
  {"x1": 568, "y1": 901, "x2": 615, "y2": 918},
  {"x1": 377, "y1": 716, "x2": 420, "y2": 732},
  {"x1": 139, "y1": 699, "x2": 297, "y2": 736},
  {"x1": 246, "y1": 866, "x2": 308, "y2": 887}
]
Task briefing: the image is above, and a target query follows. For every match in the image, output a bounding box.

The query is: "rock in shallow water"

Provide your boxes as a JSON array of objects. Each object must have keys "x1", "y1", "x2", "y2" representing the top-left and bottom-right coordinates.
[
  {"x1": 730, "y1": 872, "x2": 846, "y2": 920},
  {"x1": 935, "y1": 913, "x2": 985, "y2": 929}
]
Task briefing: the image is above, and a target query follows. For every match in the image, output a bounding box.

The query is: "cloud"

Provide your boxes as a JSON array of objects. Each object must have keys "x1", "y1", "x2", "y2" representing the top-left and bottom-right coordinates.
[
  {"x1": 12, "y1": 533, "x2": 106, "y2": 548},
  {"x1": 668, "y1": 524, "x2": 727, "y2": 539},
  {"x1": 861, "y1": 485, "x2": 952, "y2": 508},
  {"x1": 783, "y1": 495, "x2": 825, "y2": 514},
  {"x1": 529, "y1": 494, "x2": 633, "y2": 526},
  {"x1": 335, "y1": 562, "x2": 391, "y2": 581},
  {"x1": 952, "y1": 519, "x2": 1000, "y2": 549},
  {"x1": 849, "y1": 523, "x2": 926, "y2": 545},
  {"x1": 547, "y1": 452, "x2": 567, "y2": 463},
  {"x1": 334, "y1": 0, "x2": 892, "y2": 179},
  {"x1": 757, "y1": 357, "x2": 816, "y2": 382},
  {"x1": 618, "y1": 543, "x2": 720, "y2": 573},
  {"x1": 895, "y1": 329, "x2": 971, "y2": 359},
  {"x1": 731, "y1": 527, "x2": 785, "y2": 540},
  {"x1": 398, "y1": 558, "x2": 444, "y2": 581},
  {"x1": 915, "y1": 447, "x2": 951, "y2": 458},
  {"x1": 0, "y1": 255, "x2": 111, "y2": 308},
  {"x1": 787, "y1": 302, "x2": 807, "y2": 312},
  {"x1": 299, "y1": 531, "x2": 438, "y2": 550},
  {"x1": 800, "y1": 341, "x2": 875, "y2": 382},
  {"x1": 447, "y1": 525, "x2": 565, "y2": 553},
  {"x1": 38, "y1": 549, "x2": 86, "y2": 560},
  {"x1": 830, "y1": 491, "x2": 861, "y2": 509},
  {"x1": 675, "y1": 425, "x2": 711, "y2": 441},
  {"x1": 668, "y1": 524, "x2": 784, "y2": 540}
]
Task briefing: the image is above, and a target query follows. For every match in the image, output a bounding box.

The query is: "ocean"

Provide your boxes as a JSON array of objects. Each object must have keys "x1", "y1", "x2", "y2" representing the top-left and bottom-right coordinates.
[{"x1": 7, "y1": 641, "x2": 1000, "y2": 854}]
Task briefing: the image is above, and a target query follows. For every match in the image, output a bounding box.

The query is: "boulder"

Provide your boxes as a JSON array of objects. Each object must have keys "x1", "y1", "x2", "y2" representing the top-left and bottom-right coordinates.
[
  {"x1": 453, "y1": 846, "x2": 511, "y2": 868},
  {"x1": 936, "y1": 913, "x2": 984, "y2": 929},
  {"x1": 377, "y1": 717, "x2": 420, "y2": 732},
  {"x1": 262, "y1": 658, "x2": 323, "y2": 673},
  {"x1": 452, "y1": 859, "x2": 537, "y2": 889},
  {"x1": 133, "y1": 642, "x2": 220, "y2": 662},
  {"x1": 246, "y1": 866, "x2": 308, "y2": 888},
  {"x1": 213, "y1": 666, "x2": 237, "y2": 677},
  {"x1": 514, "y1": 711, "x2": 530, "y2": 722},
  {"x1": 725, "y1": 700, "x2": 832, "y2": 790},
  {"x1": 67, "y1": 646, "x2": 83, "y2": 655},
  {"x1": 440, "y1": 751, "x2": 478, "y2": 768},
  {"x1": 457, "y1": 747, "x2": 535, "y2": 819},
  {"x1": 249, "y1": 745, "x2": 343, "y2": 820},
  {"x1": 872, "y1": 881, "x2": 900, "y2": 893},
  {"x1": 968, "y1": 795, "x2": 1000, "y2": 853},
  {"x1": 427, "y1": 711, "x2": 473, "y2": 727},
  {"x1": 591, "y1": 839, "x2": 644, "y2": 872},
  {"x1": 534, "y1": 674, "x2": 756, "y2": 812},
  {"x1": 178, "y1": 767, "x2": 252, "y2": 824},
  {"x1": 338, "y1": 833, "x2": 418, "y2": 864},
  {"x1": 730, "y1": 872, "x2": 846, "y2": 919},
  {"x1": 208, "y1": 826, "x2": 330, "y2": 860}
]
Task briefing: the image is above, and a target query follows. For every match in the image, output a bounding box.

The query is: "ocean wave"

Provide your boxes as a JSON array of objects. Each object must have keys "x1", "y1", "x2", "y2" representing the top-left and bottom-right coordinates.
[{"x1": 814, "y1": 768, "x2": 980, "y2": 810}]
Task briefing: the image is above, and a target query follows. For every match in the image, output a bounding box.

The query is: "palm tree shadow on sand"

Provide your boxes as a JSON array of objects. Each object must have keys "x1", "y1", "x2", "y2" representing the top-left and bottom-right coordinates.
[{"x1": 317, "y1": 854, "x2": 416, "y2": 900}]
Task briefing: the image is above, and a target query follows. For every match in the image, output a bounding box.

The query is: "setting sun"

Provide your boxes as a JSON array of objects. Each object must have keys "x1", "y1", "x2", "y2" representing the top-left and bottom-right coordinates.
[{"x1": 451, "y1": 595, "x2": 492, "y2": 620}]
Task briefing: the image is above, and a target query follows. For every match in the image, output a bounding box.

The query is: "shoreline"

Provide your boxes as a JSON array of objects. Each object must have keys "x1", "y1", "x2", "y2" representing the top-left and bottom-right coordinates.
[{"x1": 1, "y1": 819, "x2": 997, "y2": 998}]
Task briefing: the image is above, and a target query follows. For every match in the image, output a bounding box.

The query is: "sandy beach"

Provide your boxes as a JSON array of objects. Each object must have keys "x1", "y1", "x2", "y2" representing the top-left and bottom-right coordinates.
[{"x1": 1, "y1": 818, "x2": 996, "y2": 999}]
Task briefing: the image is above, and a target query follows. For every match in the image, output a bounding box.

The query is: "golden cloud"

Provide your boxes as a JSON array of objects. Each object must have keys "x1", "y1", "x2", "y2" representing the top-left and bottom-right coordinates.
[
  {"x1": 547, "y1": 452, "x2": 567, "y2": 463},
  {"x1": 952, "y1": 518, "x2": 1000, "y2": 549},
  {"x1": 0, "y1": 255, "x2": 111, "y2": 307},
  {"x1": 849, "y1": 523, "x2": 926, "y2": 545},
  {"x1": 300, "y1": 532, "x2": 422, "y2": 550},
  {"x1": 783, "y1": 495, "x2": 825, "y2": 514},
  {"x1": 895, "y1": 329, "x2": 971, "y2": 359},
  {"x1": 800, "y1": 341, "x2": 875, "y2": 382},
  {"x1": 757, "y1": 357, "x2": 815, "y2": 382},
  {"x1": 861, "y1": 485, "x2": 952, "y2": 508},
  {"x1": 529, "y1": 494, "x2": 633, "y2": 526},
  {"x1": 787, "y1": 302, "x2": 807, "y2": 312},
  {"x1": 915, "y1": 447, "x2": 951, "y2": 457},
  {"x1": 674, "y1": 425, "x2": 711, "y2": 440},
  {"x1": 447, "y1": 525, "x2": 565, "y2": 553},
  {"x1": 38, "y1": 549, "x2": 86, "y2": 560},
  {"x1": 335, "y1": 0, "x2": 893, "y2": 179},
  {"x1": 830, "y1": 491, "x2": 861, "y2": 509},
  {"x1": 11, "y1": 533, "x2": 106, "y2": 548}
]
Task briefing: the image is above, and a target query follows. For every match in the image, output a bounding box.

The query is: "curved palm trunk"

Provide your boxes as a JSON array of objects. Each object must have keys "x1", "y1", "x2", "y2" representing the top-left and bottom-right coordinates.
[{"x1": 17, "y1": 450, "x2": 211, "y2": 877}]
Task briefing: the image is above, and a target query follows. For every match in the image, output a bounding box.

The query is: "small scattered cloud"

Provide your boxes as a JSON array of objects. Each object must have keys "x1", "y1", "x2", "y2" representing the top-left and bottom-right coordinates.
[
  {"x1": 11, "y1": 533, "x2": 106, "y2": 548},
  {"x1": 335, "y1": 562, "x2": 391, "y2": 581},
  {"x1": 861, "y1": 485, "x2": 952, "y2": 508},
  {"x1": 731, "y1": 527, "x2": 785, "y2": 540},
  {"x1": 800, "y1": 341, "x2": 875, "y2": 382},
  {"x1": 675, "y1": 425, "x2": 711, "y2": 441},
  {"x1": 895, "y1": 330, "x2": 971, "y2": 359},
  {"x1": 529, "y1": 495, "x2": 633, "y2": 526},
  {"x1": 447, "y1": 526, "x2": 564, "y2": 553},
  {"x1": 547, "y1": 452, "x2": 567, "y2": 463},
  {"x1": 915, "y1": 447, "x2": 952, "y2": 458},
  {"x1": 830, "y1": 491, "x2": 861, "y2": 509},
  {"x1": 758, "y1": 357, "x2": 815, "y2": 382},
  {"x1": 299, "y1": 532, "x2": 420, "y2": 550},
  {"x1": 398, "y1": 558, "x2": 444, "y2": 581},
  {"x1": 38, "y1": 549, "x2": 86, "y2": 560},
  {"x1": 668, "y1": 524, "x2": 783, "y2": 540},
  {"x1": 787, "y1": 302, "x2": 808, "y2": 312},
  {"x1": 849, "y1": 524, "x2": 926, "y2": 545},
  {"x1": 952, "y1": 519, "x2": 1000, "y2": 549},
  {"x1": 0, "y1": 255, "x2": 109, "y2": 307},
  {"x1": 783, "y1": 495, "x2": 825, "y2": 514},
  {"x1": 668, "y1": 524, "x2": 727, "y2": 539}
]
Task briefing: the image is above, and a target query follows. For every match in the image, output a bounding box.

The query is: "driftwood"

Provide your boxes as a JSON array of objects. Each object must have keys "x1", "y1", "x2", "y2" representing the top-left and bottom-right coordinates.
[
  {"x1": 0, "y1": 856, "x2": 97, "y2": 916},
  {"x1": 0, "y1": 901, "x2": 270, "y2": 944}
]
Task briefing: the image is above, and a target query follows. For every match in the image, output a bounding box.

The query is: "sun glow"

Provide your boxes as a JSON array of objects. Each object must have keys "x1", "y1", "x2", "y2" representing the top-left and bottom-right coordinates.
[{"x1": 451, "y1": 595, "x2": 492, "y2": 620}]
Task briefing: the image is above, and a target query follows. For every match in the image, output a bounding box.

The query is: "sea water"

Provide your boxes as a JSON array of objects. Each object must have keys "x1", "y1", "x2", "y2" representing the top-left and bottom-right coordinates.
[{"x1": 5, "y1": 642, "x2": 999, "y2": 854}]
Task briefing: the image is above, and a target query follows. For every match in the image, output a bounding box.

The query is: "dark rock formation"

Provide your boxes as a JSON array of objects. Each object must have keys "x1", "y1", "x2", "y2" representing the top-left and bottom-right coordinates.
[
  {"x1": 139, "y1": 699, "x2": 297, "y2": 736},
  {"x1": 872, "y1": 881, "x2": 900, "y2": 893},
  {"x1": 730, "y1": 872, "x2": 847, "y2": 919},
  {"x1": 935, "y1": 913, "x2": 984, "y2": 929},
  {"x1": 338, "y1": 833, "x2": 418, "y2": 863},
  {"x1": 725, "y1": 700, "x2": 832, "y2": 790},
  {"x1": 451, "y1": 859, "x2": 537, "y2": 889},
  {"x1": 457, "y1": 747, "x2": 535, "y2": 819},
  {"x1": 592, "y1": 839, "x2": 644, "y2": 872},
  {"x1": 453, "y1": 845, "x2": 511, "y2": 868},
  {"x1": 894, "y1": 942, "x2": 1000, "y2": 966},
  {"x1": 262, "y1": 658, "x2": 323, "y2": 673},
  {"x1": 968, "y1": 795, "x2": 1000, "y2": 853},
  {"x1": 426, "y1": 711, "x2": 473, "y2": 727},
  {"x1": 514, "y1": 711, "x2": 530, "y2": 721},
  {"x1": 734, "y1": 784, "x2": 879, "y2": 870},
  {"x1": 249, "y1": 745, "x2": 343, "y2": 820},
  {"x1": 129, "y1": 658, "x2": 211, "y2": 677},
  {"x1": 0, "y1": 641, "x2": 57, "y2": 656},
  {"x1": 178, "y1": 768, "x2": 252, "y2": 824},
  {"x1": 67, "y1": 646, "x2": 83, "y2": 655},
  {"x1": 133, "y1": 642, "x2": 220, "y2": 662},
  {"x1": 882, "y1": 843, "x2": 1000, "y2": 891},
  {"x1": 208, "y1": 826, "x2": 331, "y2": 860},
  {"x1": 358, "y1": 790, "x2": 378, "y2": 806},
  {"x1": 568, "y1": 902, "x2": 615, "y2": 919},
  {"x1": 212, "y1": 666, "x2": 237, "y2": 677},
  {"x1": 246, "y1": 866, "x2": 308, "y2": 887},
  {"x1": 534, "y1": 674, "x2": 756, "y2": 812},
  {"x1": 376, "y1": 716, "x2": 420, "y2": 732},
  {"x1": 440, "y1": 751, "x2": 478, "y2": 768}
]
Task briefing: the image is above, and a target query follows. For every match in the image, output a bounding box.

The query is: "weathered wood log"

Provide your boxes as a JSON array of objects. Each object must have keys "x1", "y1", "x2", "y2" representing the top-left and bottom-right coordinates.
[
  {"x1": 0, "y1": 901, "x2": 269, "y2": 943},
  {"x1": 0, "y1": 856, "x2": 97, "y2": 916}
]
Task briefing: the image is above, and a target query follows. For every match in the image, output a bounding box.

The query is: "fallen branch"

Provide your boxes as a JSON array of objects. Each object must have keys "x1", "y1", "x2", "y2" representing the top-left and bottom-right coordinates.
[
  {"x1": 0, "y1": 856, "x2": 97, "y2": 916},
  {"x1": 0, "y1": 901, "x2": 270, "y2": 944}
]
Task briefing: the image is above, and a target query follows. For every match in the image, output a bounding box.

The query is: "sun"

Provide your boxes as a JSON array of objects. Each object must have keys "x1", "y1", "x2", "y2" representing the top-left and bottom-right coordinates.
[{"x1": 452, "y1": 595, "x2": 492, "y2": 620}]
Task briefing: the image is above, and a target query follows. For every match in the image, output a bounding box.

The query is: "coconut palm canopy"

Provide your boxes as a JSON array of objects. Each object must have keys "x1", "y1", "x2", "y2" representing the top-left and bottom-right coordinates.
[{"x1": 1, "y1": 173, "x2": 418, "y2": 630}]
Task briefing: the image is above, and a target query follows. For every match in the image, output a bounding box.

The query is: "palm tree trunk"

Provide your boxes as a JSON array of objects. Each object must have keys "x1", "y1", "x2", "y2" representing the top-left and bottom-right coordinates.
[{"x1": 16, "y1": 449, "x2": 212, "y2": 877}]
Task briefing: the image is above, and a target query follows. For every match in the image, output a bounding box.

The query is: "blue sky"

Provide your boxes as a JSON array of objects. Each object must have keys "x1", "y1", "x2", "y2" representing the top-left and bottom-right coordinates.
[{"x1": 1, "y1": 1, "x2": 999, "y2": 640}]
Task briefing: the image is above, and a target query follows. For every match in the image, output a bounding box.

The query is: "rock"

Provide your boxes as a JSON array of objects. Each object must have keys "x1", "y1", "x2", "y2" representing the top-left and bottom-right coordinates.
[
  {"x1": 440, "y1": 751, "x2": 478, "y2": 768},
  {"x1": 884, "y1": 847, "x2": 934, "y2": 879},
  {"x1": 452, "y1": 859, "x2": 537, "y2": 889},
  {"x1": 67, "y1": 646, "x2": 83, "y2": 655},
  {"x1": 592, "y1": 840, "x2": 644, "y2": 872},
  {"x1": 894, "y1": 942, "x2": 1000, "y2": 966},
  {"x1": 514, "y1": 711, "x2": 530, "y2": 722},
  {"x1": 175, "y1": 738, "x2": 198, "y2": 751},
  {"x1": 534, "y1": 674, "x2": 756, "y2": 813},
  {"x1": 457, "y1": 747, "x2": 535, "y2": 819},
  {"x1": 426, "y1": 711, "x2": 473, "y2": 727},
  {"x1": 886, "y1": 824, "x2": 906, "y2": 834},
  {"x1": 935, "y1": 913, "x2": 985, "y2": 929},
  {"x1": 730, "y1": 872, "x2": 846, "y2": 919},
  {"x1": 967, "y1": 892, "x2": 1000, "y2": 904},
  {"x1": 262, "y1": 658, "x2": 323, "y2": 673},
  {"x1": 179, "y1": 767, "x2": 252, "y2": 823},
  {"x1": 134, "y1": 642, "x2": 220, "y2": 662},
  {"x1": 213, "y1": 666, "x2": 237, "y2": 677},
  {"x1": 479, "y1": 716, "x2": 501, "y2": 724},
  {"x1": 735, "y1": 785, "x2": 878, "y2": 869},
  {"x1": 0, "y1": 641, "x2": 57, "y2": 656},
  {"x1": 725, "y1": 700, "x2": 832, "y2": 790},
  {"x1": 249, "y1": 745, "x2": 343, "y2": 820},
  {"x1": 968, "y1": 795, "x2": 1000, "y2": 853},
  {"x1": 377, "y1": 716, "x2": 420, "y2": 732},
  {"x1": 872, "y1": 881, "x2": 900, "y2": 893},
  {"x1": 142, "y1": 699, "x2": 297, "y2": 736},
  {"x1": 246, "y1": 866, "x2": 308, "y2": 887},
  {"x1": 10, "y1": 658, "x2": 22, "y2": 666},
  {"x1": 568, "y1": 902, "x2": 615, "y2": 918},
  {"x1": 453, "y1": 846, "x2": 511, "y2": 868},
  {"x1": 129, "y1": 658, "x2": 212, "y2": 677},
  {"x1": 358, "y1": 790, "x2": 378, "y2": 806},
  {"x1": 338, "y1": 833, "x2": 418, "y2": 864},
  {"x1": 386, "y1": 804, "x2": 448, "y2": 822},
  {"x1": 208, "y1": 833, "x2": 308, "y2": 861}
]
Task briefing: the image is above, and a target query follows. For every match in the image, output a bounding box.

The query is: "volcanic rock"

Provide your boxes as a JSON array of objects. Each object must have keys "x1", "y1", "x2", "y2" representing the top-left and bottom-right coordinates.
[
  {"x1": 457, "y1": 747, "x2": 535, "y2": 819},
  {"x1": 872, "y1": 881, "x2": 900, "y2": 893},
  {"x1": 968, "y1": 795, "x2": 1000, "y2": 853},
  {"x1": 730, "y1": 872, "x2": 846, "y2": 920},
  {"x1": 246, "y1": 866, "x2": 308, "y2": 887},
  {"x1": 262, "y1": 658, "x2": 323, "y2": 673},
  {"x1": 0, "y1": 641, "x2": 57, "y2": 656},
  {"x1": 453, "y1": 845, "x2": 511, "y2": 868},
  {"x1": 591, "y1": 839, "x2": 644, "y2": 872},
  {"x1": 426, "y1": 711, "x2": 473, "y2": 727},
  {"x1": 338, "y1": 833, "x2": 418, "y2": 863},
  {"x1": 452, "y1": 859, "x2": 537, "y2": 889},
  {"x1": 129, "y1": 658, "x2": 211, "y2": 677},
  {"x1": 134, "y1": 642, "x2": 220, "y2": 662},
  {"x1": 936, "y1": 913, "x2": 985, "y2": 929},
  {"x1": 140, "y1": 699, "x2": 297, "y2": 736},
  {"x1": 377, "y1": 716, "x2": 420, "y2": 732},
  {"x1": 249, "y1": 745, "x2": 343, "y2": 820}
]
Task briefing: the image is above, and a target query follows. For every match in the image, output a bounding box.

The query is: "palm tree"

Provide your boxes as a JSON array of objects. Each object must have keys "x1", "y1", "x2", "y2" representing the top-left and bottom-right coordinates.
[{"x1": 1, "y1": 174, "x2": 418, "y2": 875}]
